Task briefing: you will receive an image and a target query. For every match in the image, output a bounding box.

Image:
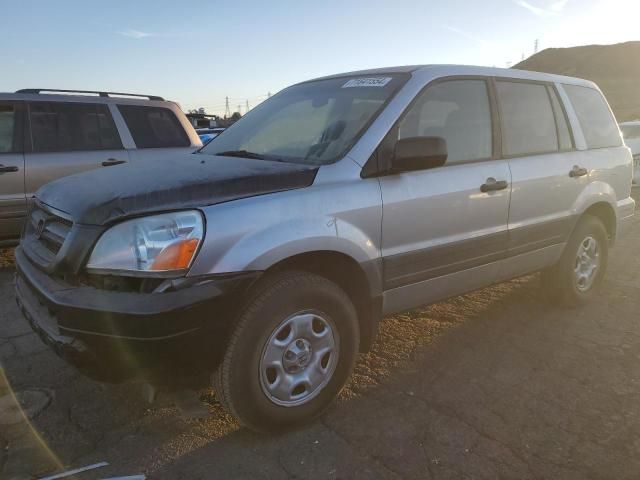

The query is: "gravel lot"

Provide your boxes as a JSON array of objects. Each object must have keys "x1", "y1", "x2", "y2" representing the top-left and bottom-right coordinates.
[{"x1": 2, "y1": 192, "x2": 640, "y2": 479}]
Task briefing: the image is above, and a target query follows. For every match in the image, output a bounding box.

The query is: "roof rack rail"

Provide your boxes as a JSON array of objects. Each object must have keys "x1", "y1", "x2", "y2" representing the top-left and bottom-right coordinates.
[{"x1": 15, "y1": 88, "x2": 165, "y2": 101}]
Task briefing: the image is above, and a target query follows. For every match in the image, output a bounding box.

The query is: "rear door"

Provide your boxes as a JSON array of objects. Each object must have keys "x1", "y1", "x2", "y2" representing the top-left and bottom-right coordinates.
[
  {"x1": 379, "y1": 78, "x2": 512, "y2": 313},
  {"x1": 0, "y1": 100, "x2": 26, "y2": 241},
  {"x1": 496, "y1": 80, "x2": 586, "y2": 279},
  {"x1": 24, "y1": 101, "x2": 130, "y2": 205},
  {"x1": 117, "y1": 105, "x2": 195, "y2": 162}
]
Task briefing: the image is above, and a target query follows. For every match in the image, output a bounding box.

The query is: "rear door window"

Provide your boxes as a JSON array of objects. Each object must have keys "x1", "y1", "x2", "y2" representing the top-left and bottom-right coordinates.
[
  {"x1": 29, "y1": 102, "x2": 123, "y2": 152},
  {"x1": 496, "y1": 81, "x2": 558, "y2": 157},
  {"x1": 118, "y1": 105, "x2": 190, "y2": 148},
  {"x1": 564, "y1": 85, "x2": 622, "y2": 149},
  {"x1": 548, "y1": 86, "x2": 573, "y2": 151}
]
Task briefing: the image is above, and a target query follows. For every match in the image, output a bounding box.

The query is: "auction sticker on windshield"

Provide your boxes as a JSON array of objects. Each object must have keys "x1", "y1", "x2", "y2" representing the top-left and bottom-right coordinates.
[{"x1": 342, "y1": 77, "x2": 392, "y2": 88}]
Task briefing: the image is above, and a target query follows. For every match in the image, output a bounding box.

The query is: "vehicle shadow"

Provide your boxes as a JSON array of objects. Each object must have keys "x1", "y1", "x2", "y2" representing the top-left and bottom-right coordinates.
[{"x1": 1, "y1": 267, "x2": 545, "y2": 478}]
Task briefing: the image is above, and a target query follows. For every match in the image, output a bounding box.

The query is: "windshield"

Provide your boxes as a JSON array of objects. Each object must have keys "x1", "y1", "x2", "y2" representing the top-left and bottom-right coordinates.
[{"x1": 200, "y1": 74, "x2": 409, "y2": 165}]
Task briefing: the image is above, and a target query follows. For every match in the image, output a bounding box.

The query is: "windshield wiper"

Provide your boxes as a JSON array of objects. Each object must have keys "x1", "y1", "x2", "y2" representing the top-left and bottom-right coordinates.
[{"x1": 215, "y1": 150, "x2": 267, "y2": 160}]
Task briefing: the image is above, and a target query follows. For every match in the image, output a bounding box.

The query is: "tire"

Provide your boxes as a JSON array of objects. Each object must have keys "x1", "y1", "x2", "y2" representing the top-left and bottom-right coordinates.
[
  {"x1": 213, "y1": 270, "x2": 359, "y2": 432},
  {"x1": 541, "y1": 214, "x2": 609, "y2": 307}
]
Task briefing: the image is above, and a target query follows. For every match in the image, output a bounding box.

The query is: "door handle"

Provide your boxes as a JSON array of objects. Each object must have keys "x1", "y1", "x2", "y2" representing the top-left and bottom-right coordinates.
[
  {"x1": 101, "y1": 158, "x2": 126, "y2": 167},
  {"x1": 569, "y1": 165, "x2": 588, "y2": 178},
  {"x1": 0, "y1": 164, "x2": 19, "y2": 173},
  {"x1": 480, "y1": 177, "x2": 508, "y2": 193}
]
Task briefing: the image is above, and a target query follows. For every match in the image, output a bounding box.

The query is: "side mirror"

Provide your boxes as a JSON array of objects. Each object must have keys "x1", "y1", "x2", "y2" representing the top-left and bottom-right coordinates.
[{"x1": 391, "y1": 136, "x2": 447, "y2": 172}]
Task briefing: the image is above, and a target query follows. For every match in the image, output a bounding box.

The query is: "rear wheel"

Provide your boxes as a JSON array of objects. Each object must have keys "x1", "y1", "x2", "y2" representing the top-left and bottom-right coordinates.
[
  {"x1": 541, "y1": 214, "x2": 608, "y2": 306},
  {"x1": 213, "y1": 271, "x2": 359, "y2": 432}
]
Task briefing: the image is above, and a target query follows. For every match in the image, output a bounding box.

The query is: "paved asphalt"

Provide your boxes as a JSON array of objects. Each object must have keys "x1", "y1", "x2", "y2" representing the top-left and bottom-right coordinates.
[{"x1": 2, "y1": 191, "x2": 640, "y2": 479}]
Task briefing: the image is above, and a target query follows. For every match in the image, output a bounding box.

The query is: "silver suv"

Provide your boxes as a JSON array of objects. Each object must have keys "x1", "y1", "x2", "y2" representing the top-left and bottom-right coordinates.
[
  {"x1": 15, "y1": 66, "x2": 634, "y2": 431},
  {"x1": 0, "y1": 89, "x2": 202, "y2": 245}
]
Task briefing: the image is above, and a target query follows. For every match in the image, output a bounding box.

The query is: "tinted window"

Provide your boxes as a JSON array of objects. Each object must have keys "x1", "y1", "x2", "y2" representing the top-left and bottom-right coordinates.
[
  {"x1": 621, "y1": 125, "x2": 640, "y2": 140},
  {"x1": 564, "y1": 85, "x2": 622, "y2": 149},
  {"x1": 398, "y1": 80, "x2": 492, "y2": 164},
  {"x1": 496, "y1": 81, "x2": 558, "y2": 156},
  {"x1": 30, "y1": 102, "x2": 122, "y2": 152},
  {"x1": 548, "y1": 86, "x2": 573, "y2": 151},
  {"x1": 0, "y1": 104, "x2": 16, "y2": 153},
  {"x1": 118, "y1": 105, "x2": 190, "y2": 149}
]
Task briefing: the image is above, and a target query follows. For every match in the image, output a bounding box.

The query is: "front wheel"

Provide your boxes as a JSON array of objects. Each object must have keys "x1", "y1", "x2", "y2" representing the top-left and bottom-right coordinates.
[
  {"x1": 541, "y1": 214, "x2": 609, "y2": 306},
  {"x1": 213, "y1": 271, "x2": 359, "y2": 432}
]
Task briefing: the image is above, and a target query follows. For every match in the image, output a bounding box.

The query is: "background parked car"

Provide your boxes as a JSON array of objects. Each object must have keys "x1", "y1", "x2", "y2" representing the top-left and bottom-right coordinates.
[
  {"x1": 196, "y1": 127, "x2": 225, "y2": 145},
  {"x1": 0, "y1": 89, "x2": 202, "y2": 245},
  {"x1": 620, "y1": 121, "x2": 640, "y2": 184}
]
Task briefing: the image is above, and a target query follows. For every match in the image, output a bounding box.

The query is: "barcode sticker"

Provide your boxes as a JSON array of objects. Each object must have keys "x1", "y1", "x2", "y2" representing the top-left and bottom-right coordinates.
[{"x1": 342, "y1": 77, "x2": 392, "y2": 88}]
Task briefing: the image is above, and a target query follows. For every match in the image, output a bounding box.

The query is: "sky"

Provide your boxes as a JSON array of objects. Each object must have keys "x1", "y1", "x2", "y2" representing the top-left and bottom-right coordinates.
[{"x1": 2, "y1": 0, "x2": 639, "y2": 116}]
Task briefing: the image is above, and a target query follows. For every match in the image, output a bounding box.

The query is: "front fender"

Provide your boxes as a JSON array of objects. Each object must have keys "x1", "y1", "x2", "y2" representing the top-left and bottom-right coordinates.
[
  {"x1": 187, "y1": 176, "x2": 383, "y2": 278},
  {"x1": 203, "y1": 216, "x2": 379, "y2": 274}
]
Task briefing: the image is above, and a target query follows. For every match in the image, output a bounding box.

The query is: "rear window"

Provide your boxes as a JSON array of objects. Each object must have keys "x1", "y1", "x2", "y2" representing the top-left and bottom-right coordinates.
[
  {"x1": 496, "y1": 81, "x2": 559, "y2": 156},
  {"x1": 564, "y1": 85, "x2": 622, "y2": 149},
  {"x1": 29, "y1": 102, "x2": 122, "y2": 153},
  {"x1": 118, "y1": 105, "x2": 190, "y2": 149}
]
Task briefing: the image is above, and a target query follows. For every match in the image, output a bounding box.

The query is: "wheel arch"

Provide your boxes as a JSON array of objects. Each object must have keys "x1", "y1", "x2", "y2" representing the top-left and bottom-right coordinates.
[
  {"x1": 582, "y1": 201, "x2": 617, "y2": 244},
  {"x1": 263, "y1": 250, "x2": 383, "y2": 353}
]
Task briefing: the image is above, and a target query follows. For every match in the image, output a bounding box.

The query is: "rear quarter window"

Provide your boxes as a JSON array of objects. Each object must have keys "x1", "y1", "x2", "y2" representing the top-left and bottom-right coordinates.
[
  {"x1": 621, "y1": 124, "x2": 640, "y2": 140},
  {"x1": 118, "y1": 105, "x2": 190, "y2": 149},
  {"x1": 564, "y1": 85, "x2": 622, "y2": 149}
]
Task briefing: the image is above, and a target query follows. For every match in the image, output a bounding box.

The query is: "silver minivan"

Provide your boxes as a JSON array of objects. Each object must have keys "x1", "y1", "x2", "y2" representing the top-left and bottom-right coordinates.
[
  {"x1": 15, "y1": 66, "x2": 634, "y2": 431},
  {"x1": 0, "y1": 89, "x2": 201, "y2": 245}
]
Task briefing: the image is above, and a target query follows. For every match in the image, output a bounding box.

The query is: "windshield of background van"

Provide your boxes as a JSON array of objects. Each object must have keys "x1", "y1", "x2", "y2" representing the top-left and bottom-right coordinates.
[{"x1": 200, "y1": 74, "x2": 409, "y2": 165}]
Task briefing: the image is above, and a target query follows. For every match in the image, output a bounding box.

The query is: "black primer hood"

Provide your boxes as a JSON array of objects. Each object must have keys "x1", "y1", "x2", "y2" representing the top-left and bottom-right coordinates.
[{"x1": 36, "y1": 153, "x2": 318, "y2": 226}]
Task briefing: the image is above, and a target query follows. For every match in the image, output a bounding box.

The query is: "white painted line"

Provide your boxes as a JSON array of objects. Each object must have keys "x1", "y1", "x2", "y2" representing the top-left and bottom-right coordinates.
[{"x1": 39, "y1": 461, "x2": 109, "y2": 480}]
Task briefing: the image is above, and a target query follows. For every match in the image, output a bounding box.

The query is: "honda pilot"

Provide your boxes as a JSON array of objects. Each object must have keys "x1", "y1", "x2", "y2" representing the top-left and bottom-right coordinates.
[{"x1": 15, "y1": 65, "x2": 635, "y2": 432}]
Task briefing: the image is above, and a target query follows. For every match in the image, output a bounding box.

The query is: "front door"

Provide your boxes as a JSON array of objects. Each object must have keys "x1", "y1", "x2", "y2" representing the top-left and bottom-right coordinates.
[
  {"x1": 379, "y1": 79, "x2": 511, "y2": 314},
  {"x1": 0, "y1": 101, "x2": 26, "y2": 241},
  {"x1": 24, "y1": 101, "x2": 129, "y2": 209}
]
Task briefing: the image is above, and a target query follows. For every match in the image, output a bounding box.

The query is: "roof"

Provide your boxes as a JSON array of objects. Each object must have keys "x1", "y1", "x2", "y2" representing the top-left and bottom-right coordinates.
[
  {"x1": 0, "y1": 89, "x2": 175, "y2": 106},
  {"x1": 304, "y1": 64, "x2": 597, "y2": 89}
]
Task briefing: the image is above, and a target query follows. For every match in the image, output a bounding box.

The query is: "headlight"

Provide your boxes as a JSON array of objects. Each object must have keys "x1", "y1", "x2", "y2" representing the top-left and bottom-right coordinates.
[{"x1": 86, "y1": 211, "x2": 204, "y2": 276}]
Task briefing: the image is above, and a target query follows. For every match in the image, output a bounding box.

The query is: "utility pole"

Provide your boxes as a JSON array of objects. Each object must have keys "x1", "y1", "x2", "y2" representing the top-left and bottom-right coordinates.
[
  {"x1": 245, "y1": 99, "x2": 250, "y2": 112},
  {"x1": 224, "y1": 96, "x2": 230, "y2": 118},
  {"x1": 534, "y1": 39, "x2": 539, "y2": 54}
]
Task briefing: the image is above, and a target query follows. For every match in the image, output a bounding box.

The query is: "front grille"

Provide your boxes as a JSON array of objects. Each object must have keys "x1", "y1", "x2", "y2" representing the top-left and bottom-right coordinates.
[
  {"x1": 22, "y1": 203, "x2": 74, "y2": 268},
  {"x1": 29, "y1": 207, "x2": 72, "y2": 255}
]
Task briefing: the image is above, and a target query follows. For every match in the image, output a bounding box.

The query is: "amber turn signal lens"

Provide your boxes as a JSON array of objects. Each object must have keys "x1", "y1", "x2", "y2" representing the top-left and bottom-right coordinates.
[{"x1": 150, "y1": 238, "x2": 199, "y2": 271}]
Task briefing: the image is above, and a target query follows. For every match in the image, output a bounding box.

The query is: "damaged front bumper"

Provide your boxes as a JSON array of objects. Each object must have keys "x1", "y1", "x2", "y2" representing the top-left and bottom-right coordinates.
[{"x1": 14, "y1": 246, "x2": 259, "y2": 385}]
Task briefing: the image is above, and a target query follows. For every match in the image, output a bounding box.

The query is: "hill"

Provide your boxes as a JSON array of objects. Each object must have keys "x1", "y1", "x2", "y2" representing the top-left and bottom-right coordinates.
[{"x1": 514, "y1": 41, "x2": 640, "y2": 122}]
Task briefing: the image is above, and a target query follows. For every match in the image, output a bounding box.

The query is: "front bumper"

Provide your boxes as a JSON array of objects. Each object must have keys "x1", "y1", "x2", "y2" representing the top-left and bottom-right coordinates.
[{"x1": 14, "y1": 246, "x2": 258, "y2": 384}]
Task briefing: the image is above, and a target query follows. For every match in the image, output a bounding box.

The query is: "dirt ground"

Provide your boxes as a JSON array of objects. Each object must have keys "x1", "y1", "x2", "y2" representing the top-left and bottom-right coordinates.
[{"x1": 2, "y1": 192, "x2": 640, "y2": 479}]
